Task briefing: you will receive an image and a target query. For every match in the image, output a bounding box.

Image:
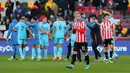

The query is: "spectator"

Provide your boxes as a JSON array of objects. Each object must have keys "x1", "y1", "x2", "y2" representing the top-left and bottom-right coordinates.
[
  {"x1": 0, "y1": 13, "x2": 1, "y2": 18},
  {"x1": 0, "y1": 17, "x2": 6, "y2": 35},
  {"x1": 68, "y1": 0, "x2": 75, "y2": 12},
  {"x1": 49, "y1": 15, "x2": 56, "y2": 23},
  {"x1": 14, "y1": 4, "x2": 24, "y2": 17},
  {"x1": 31, "y1": 2, "x2": 40, "y2": 17},
  {"x1": 5, "y1": 18, "x2": 10, "y2": 30},
  {"x1": 5, "y1": 0, "x2": 14, "y2": 18},
  {"x1": 115, "y1": 20, "x2": 123, "y2": 37},
  {"x1": 58, "y1": 8, "x2": 64, "y2": 17},
  {"x1": 9, "y1": 13, "x2": 14, "y2": 21},
  {"x1": 16, "y1": 1, "x2": 21, "y2": 6},
  {"x1": 0, "y1": 17, "x2": 6, "y2": 25},
  {"x1": 121, "y1": 27, "x2": 130, "y2": 37},
  {"x1": 108, "y1": 10, "x2": 115, "y2": 24},
  {"x1": 78, "y1": 0, "x2": 84, "y2": 7},
  {"x1": 46, "y1": 6, "x2": 55, "y2": 17},
  {"x1": 93, "y1": 0, "x2": 100, "y2": 7},
  {"x1": 84, "y1": 0, "x2": 90, "y2": 6},
  {"x1": 101, "y1": 0, "x2": 107, "y2": 7},
  {"x1": 15, "y1": 13, "x2": 21, "y2": 21},
  {"x1": 119, "y1": 0, "x2": 129, "y2": 18},
  {"x1": 51, "y1": 1, "x2": 58, "y2": 16},
  {"x1": 88, "y1": 9, "x2": 97, "y2": 19},
  {"x1": 97, "y1": 8, "x2": 104, "y2": 23},
  {"x1": 107, "y1": 0, "x2": 116, "y2": 10},
  {"x1": 39, "y1": 0, "x2": 48, "y2": 4}
]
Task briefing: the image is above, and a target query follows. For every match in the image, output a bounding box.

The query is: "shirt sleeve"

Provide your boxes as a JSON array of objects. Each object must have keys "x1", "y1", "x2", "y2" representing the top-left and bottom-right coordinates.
[
  {"x1": 53, "y1": 22, "x2": 56, "y2": 27},
  {"x1": 48, "y1": 24, "x2": 50, "y2": 31},
  {"x1": 14, "y1": 23, "x2": 18, "y2": 28}
]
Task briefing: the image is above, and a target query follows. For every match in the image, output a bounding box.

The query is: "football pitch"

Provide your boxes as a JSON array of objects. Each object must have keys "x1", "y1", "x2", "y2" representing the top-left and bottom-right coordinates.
[{"x1": 0, "y1": 56, "x2": 130, "y2": 73}]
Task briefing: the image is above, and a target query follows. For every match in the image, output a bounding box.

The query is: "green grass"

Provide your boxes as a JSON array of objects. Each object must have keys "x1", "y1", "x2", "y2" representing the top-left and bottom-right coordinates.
[{"x1": 0, "y1": 56, "x2": 130, "y2": 73}]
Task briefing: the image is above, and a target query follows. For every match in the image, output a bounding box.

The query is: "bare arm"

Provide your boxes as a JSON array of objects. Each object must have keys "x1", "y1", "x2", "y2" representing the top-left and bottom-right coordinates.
[
  {"x1": 51, "y1": 26, "x2": 56, "y2": 36},
  {"x1": 27, "y1": 28, "x2": 35, "y2": 39},
  {"x1": 13, "y1": 28, "x2": 17, "y2": 32},
  {"x1": 40, "y1": 27, "x2": 50, "y2": 35},
  {"x1": 40, "y1": 26, "x2": 46, "y2": 34},
  {"x1": 100, "y1": 25, "x2": 104, "y2": 41}
]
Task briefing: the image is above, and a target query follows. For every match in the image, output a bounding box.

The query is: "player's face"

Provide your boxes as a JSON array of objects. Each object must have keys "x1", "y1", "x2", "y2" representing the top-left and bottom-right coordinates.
[
  {"x1": 75, "y1": 14, "x2": 81, "y2": 21},
  {"x1": 90, "y1": 18, "x2": 95, "y2": 23},
  {"x1": 104, "y1": 15, "x2": 109, "y2": 21},
  {"x1": 31, "y1": 18, "x2": 35, "y2": 23},
  {"x1": 42, "y1": 18, "x2": 47, "y2": 23},
  {"x1": 81, "y1": 13, "x2": 86, "y2": 18}
]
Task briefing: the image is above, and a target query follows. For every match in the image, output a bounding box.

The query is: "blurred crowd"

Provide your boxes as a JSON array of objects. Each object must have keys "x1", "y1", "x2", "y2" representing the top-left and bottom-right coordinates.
[{"x1": 0, "y1": 0, "x2": 130, "y2": 38}]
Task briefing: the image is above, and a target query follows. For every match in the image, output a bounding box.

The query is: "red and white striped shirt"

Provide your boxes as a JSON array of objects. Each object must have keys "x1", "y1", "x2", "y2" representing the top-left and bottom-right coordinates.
[
  {"x1": 75, "y1": 20, "x2": 87, "y2": 43},
  {"x1": 101, "y1": 21, "x2": 114, "y2": 39}
]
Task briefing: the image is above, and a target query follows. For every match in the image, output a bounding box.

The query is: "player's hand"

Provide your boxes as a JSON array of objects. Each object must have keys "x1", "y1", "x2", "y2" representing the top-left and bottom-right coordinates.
[
  {"x1": 49, "y1": 36, "x2": 52, "y2": 40},
  {"x1": 32, "y1": 34, "x2": 35, "y2": 39},
  {"x1": 95, "y1": 20, "x2": 98, "y2": 23},
  {"x1": 39, "y1": 32, "x2": 43, "y2": 34},
  {"x1": 45, "y1": 31, "x2": 50, "y2": 35}
]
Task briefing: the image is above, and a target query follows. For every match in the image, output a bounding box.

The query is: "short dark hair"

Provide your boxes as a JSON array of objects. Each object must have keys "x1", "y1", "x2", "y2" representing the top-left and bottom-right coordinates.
[
  {"x1": 30, "y1": 16, "x2": 37, "y2": 21},
  {"x1": 67, "y1": 17, "x2": 73, "y2": 21},
  {"x1": 103, "y1": 14, "x2": 109, "y2": 19}
]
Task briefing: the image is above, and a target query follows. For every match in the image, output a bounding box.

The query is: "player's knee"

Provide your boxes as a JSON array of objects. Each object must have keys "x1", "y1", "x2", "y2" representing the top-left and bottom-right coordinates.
[
  {"x1": 59, "y1": 44, "x2": 62, "y2": 47},
  {"x1": 32, "y1": 45, "x2": 35, "y2": 48},
  {"x1": 36, "y1": 45, "x2": 40, "y2": 48},
  {"x1": 19, "y1": 45, "x2": 22, "y2": 48},
  {"x1": 104, "y1": 46, "x2": 108, "y2": 50},
  {"x1": 54, "y1": 44, "x2": 58, "y2": 47},
  {"x1": 44, "y1": 46, "x2": 48, "y2": 49},
  {"x1": 73, "y1": 51, "x2": 77, "y2": 54},
  {"x1": 109, "y1": 45, "x2": 114, "y2": 49},
  {"x1": 84, "y1": 52, "x2": 88, "y2": 56}
]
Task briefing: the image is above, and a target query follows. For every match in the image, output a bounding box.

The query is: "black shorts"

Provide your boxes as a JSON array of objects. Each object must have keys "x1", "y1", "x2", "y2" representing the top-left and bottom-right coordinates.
[
  {"x1": 74, "y1": 42, "x2": 88, "y2": 53},
  {"x1": 103, "y1": 39, "x2": 113, "y2": 47}
]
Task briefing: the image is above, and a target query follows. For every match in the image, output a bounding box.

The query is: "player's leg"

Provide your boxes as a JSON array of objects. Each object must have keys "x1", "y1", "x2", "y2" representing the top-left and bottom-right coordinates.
[
  {"x1": 103, "y1": 40, "x2": 109, "y2": 63},
  {"x1": 37, "y1": 39, "x2": 42, "y2": 61},
  {"x1": 109, "y1": 39, "x2": 114, "y2": 63},
  {"x1": 18, "y1": 44, "x2": 24, "y2": 60},
  {"x1": 8, "y1": 44, "x2": 18, "y2": 60},
  {"x1": 36, "y1": 44, "x2": 41, "y2": 61},
  {"x1": 43, "y1": 38, "x2": 49, "y2": 60},
  {"x1": 31, "y1": 37, "x2": 39, "y2": 60},
  {"x1": 57, "y1": 38, "x2": 64, "y2": 60},
  {"x1": 53, "y1": 38, "x2": 58, "y2": 60},
  {"x1": 13, "y1": 44, "x2": 18, "y2": 59},
  {"x1": 22, "y1": 44, "x2": 27, "y2": 59},
  {"x1": 77, "y1": 48, "x2": 82, "y2": 62},
  {"x1": 92, "y1": 42, "x2": 102, "y2": 62},
  {"x1": 22, "y1": 40, "x2": 27, "y2": 59},
  {"x1": 57, "y1": 44, "x2": 63, "y2": 60},
  {"x1": 112, "y1": 38, "x2": 119, "y2": 60},
  {"x1": 43, "y1": 46, "x2": 48, "y2": 60},
  {"x1": 64, "y1": 42, "x2": 71, "y2": 61},
  {"x1": 18, "y1": 39, "x2": 24, "y2": 60},
  {"x1": 66, "y1": 42, "x2": 78, "y2": 69},
  {"x1": 31, "y1": 45, "x2": 36, "y2": 60},
  {"x1": 81, "y1": 43, "x2": 90, "y2": 70}
]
